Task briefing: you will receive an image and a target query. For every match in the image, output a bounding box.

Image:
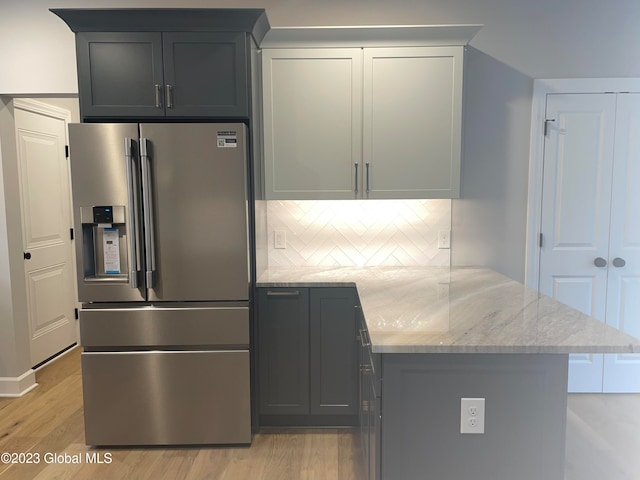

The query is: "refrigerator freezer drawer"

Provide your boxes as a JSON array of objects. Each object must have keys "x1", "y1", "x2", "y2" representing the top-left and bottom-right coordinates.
[
  {"x1": 80, "y1": 305, "x2": 248, "y2": 348},
  {"x1": 82, "y1": 350, "x2": 251, "y2": 446}
]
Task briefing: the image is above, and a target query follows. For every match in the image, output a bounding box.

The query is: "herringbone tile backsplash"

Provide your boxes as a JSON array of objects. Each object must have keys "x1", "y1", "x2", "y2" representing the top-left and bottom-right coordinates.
[{"x1": 266, "y1": 200, "x2": 451, "y2": 267}]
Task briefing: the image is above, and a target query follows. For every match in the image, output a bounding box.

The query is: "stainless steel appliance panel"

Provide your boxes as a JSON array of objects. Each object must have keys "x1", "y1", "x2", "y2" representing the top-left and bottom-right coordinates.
[
  {"x1": 82, "y1": 350, "x2": 251, "y2": 445},
  {"x1": 80, "y1": 304, "x2": 249, "y2": 348},
  {"x1": 69, "y1": 123, "x2": 144, "y2": 303},
  {"x1": 139, "y1": 123, "x2": 249, "y2": 302}
]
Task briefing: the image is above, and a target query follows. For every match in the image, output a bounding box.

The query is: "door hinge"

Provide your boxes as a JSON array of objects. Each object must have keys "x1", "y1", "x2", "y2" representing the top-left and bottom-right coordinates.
[
  {"x1": 544, "y1": 119, "x2": 556, "y2": 136},
  {"x1": 65, "y1": 145, "x2": 69, "y2": 158},
  {"x1": 538, "y1": 233, "x2": 544, "y2": 248},
  {"x1": 74, "y1": 308, "x2": 79, "y2": 320},
  {"x1": 70, "y1": 228, "x2": 74, "y2": 240}
]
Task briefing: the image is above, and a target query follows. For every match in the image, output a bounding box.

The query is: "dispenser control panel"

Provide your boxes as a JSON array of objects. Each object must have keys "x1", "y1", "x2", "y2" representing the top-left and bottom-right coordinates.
[{"x1": 93, "y1": 206, "x2": 114, "y2": 224}]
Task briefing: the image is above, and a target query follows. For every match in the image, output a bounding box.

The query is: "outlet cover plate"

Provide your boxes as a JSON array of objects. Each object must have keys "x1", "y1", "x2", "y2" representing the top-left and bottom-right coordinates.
[
  {"x1": 460, "y1": 397, "x2": 485, "y2": 434},
  {"x1": 438, "y1": 230, "x2": 451, "y2": 249},
  {"x1": 274, "y1": 230, "x2": 287, "y2": 249}
]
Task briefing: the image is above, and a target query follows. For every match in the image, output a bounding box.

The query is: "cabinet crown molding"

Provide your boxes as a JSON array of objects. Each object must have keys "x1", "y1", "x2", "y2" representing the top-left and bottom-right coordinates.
[
  {"x1": 50, "y1": 8, "x2": 271, "y2": 45},
  {"x1": 261, "y1": 24, "x2": 482, "y2": 48}
]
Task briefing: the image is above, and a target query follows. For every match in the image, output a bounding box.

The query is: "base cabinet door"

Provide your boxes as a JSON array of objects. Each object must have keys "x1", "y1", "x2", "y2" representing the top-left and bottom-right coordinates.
[
  {"x1": 310, "y1": 287, "x2": 358, "y2": 415},
  {"x1": 82, "y1": 350, "x2": 251, "y2": 445},
  {"x1": 258, "y1": 287, "x2": 358, "y2": 426},
  {"x1": 258, "y1": 288, "x2": 310, "y2": 415}
]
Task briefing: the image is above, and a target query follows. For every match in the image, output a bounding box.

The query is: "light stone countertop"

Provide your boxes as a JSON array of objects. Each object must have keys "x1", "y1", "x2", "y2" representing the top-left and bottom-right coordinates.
[{"x1": 257, "y1": 266, "x2": 640, "y2": 354}]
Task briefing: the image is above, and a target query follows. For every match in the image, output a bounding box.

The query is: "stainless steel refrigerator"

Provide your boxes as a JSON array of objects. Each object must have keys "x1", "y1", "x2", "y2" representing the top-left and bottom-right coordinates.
[{"x1": 69, "y1": 123, "x2": 251, "y2": 446}]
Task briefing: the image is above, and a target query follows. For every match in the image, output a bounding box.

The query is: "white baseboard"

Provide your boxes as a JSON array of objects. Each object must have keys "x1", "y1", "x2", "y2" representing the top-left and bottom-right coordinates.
[{"x1": 0, "y1": 369, "x2": 38, "y2": 397}]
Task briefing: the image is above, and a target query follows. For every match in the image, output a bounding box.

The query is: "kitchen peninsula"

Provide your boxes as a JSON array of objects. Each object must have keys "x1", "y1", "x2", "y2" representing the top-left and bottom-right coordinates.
[{"x1": 257, "y1": 267, "x2": 640, "y2": 480}]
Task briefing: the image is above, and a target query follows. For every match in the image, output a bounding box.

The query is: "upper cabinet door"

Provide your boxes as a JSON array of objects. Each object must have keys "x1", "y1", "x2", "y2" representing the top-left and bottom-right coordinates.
[
  {"x1": 162, "y1": 32, "x2": 248, "y2": 118},
  {"x1": 262, "y1": 49, "x2": 363, "y2": 199},
  {"x1": 76, "y1": 32, "x2": 165, "y2": 118},
  {"x1": 363, "y1": 47, "x2": 463, "y2": 199}
]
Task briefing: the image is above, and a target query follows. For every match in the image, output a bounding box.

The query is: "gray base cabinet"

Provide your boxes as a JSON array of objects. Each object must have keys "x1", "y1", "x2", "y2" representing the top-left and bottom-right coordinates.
[
  {"x1": 373, "y1": 353, "x2": 568, "y2": 480},
  {"x1": 257, "y1": 287, "x2": 358, "y2": 426},
  {"x1": 357, "y1": 306, "x2": 381, "y2": 480},
  {"x1": 257, "y1": 288, "x2": 310, "y2": 415}
]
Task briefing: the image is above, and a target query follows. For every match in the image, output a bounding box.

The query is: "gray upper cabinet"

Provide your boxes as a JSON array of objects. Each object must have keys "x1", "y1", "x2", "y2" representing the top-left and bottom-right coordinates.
[
  {"x1": 76, "y1": 31, "x2": 248, "y2": 119},
  {"x1": 261, "y1": 44, "x2": 465, "y2": 200},
  {"x1": 162, "y1": 32, "x2": 248, "y2": 118},
  {"x1": 76, "y1": 32, "x2": 165, "y2": 118},
  {"x1": 52, "y1": 8, "x2": 270, "y2": 120},
  {"x1": 363, "y1": 47, "x2": 463, "y2": 199},
  {"x1": 262, "y1": 49, "x2": 362, "y2": 199}
]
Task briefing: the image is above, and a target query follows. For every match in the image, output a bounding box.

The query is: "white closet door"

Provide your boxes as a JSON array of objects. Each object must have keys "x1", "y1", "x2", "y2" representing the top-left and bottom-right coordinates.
[
  {"x1": 539, "y1": 93, "x2": 616, "y2": 392},
  {"x1": 603, "y1": 94, "x2": 640, "y2": 392}
]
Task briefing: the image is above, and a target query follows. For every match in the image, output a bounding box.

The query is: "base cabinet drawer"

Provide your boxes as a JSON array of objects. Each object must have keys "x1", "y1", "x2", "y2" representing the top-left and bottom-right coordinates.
[{"x1": 82, "y1": 350, "x2": 250, "y2": 445}]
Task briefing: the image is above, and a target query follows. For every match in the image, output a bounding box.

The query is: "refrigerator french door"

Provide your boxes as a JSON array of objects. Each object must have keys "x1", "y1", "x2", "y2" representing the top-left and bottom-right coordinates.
[{"x1": 69, "y1": 123, "x2": 251, "y2": 446}]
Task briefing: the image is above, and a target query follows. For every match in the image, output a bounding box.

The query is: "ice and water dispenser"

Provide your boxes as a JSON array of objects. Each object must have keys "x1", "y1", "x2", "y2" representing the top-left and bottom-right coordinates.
[{"x1": 80, "y1": 205, "x2": 129, "y2": 282}]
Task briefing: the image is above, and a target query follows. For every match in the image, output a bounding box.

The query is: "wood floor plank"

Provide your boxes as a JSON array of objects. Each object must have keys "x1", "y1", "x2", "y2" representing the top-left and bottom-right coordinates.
[{"x1": 0, "y1": 375, "x2": 83, "y2": 452}]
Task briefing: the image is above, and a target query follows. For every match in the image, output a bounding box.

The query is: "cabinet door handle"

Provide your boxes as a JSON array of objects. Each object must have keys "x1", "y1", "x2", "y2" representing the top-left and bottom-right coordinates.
[
  {"x1": 365, "y1": 162, "x2": 370, "y2": 194},
  {"x1": 154, "y1": 84, "x2": 162, "y2": 108},
  {"x1": 354, "y1": 162, "x2": 359, "y2": 194},
  {"x1": 165, "y1": 84, "x2": 174, "y2": 109},
  {"x1": 266, "y1": 290, "x2": 300, "y2": 297},
  {"x1": 360, "y1": 328, "x2": 371, "y2": 347}
]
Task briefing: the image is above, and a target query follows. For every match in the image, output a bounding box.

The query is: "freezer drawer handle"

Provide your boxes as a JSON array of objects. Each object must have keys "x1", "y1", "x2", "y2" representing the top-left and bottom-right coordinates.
[
  {"x1": 140, "y1": 138, "x2": 156, "y2": 288},
  {"x1": 124, "y1": 138, "x2": 139, "y2": 289}
]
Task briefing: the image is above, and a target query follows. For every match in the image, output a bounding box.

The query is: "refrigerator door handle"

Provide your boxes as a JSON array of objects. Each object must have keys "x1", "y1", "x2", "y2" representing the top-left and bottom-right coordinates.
[
  {"x1": 124, "y1": 138, "x2": 139, "y2": 289},
  {"x1": 140, "y1": 138, "x2": 156, "y2": 289}
]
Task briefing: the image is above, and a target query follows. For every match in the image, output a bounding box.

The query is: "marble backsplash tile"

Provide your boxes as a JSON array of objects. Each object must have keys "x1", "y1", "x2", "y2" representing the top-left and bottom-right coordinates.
[{"x1": 266, "y1": 199, "x2": 451, "y2": 267}]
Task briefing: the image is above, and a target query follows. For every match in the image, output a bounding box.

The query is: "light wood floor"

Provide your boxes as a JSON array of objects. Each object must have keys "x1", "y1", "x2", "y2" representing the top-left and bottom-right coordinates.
[{"x1": 0, "y1": 347, "x2": 638, "y2": 480}]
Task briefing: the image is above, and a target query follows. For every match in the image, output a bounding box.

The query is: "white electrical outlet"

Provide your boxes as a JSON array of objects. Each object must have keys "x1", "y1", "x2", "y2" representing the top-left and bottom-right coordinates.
[
  {"x1": 438, "y1": 230, "x2": 451, "y2": 249},
  {"x1": 274, "y1": 230, "x2": 287, "y2": 249},
  {"x1": 460, "y1": 398, "x2": 485, "y2": 434}
]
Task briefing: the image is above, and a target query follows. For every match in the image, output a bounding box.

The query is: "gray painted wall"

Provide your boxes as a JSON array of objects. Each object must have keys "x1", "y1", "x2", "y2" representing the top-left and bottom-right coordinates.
[{"x1": 452, "y1": 48, "x2": 533, "y2": 282}]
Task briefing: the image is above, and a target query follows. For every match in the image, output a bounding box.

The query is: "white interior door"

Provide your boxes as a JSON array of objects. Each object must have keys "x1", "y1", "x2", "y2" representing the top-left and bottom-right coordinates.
[
  {"x1": 539, "y1": 92, "x2": 640, "y2": 393},
  {"x1": 602, "y1": 94, "x2": 640, "y2": 392},
  {"x1": 14, "y1": 103, "x2": 77, "y2": 366},
  {"x1": 539, "y1": 93, "x2": 616, "y2": 392}
]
